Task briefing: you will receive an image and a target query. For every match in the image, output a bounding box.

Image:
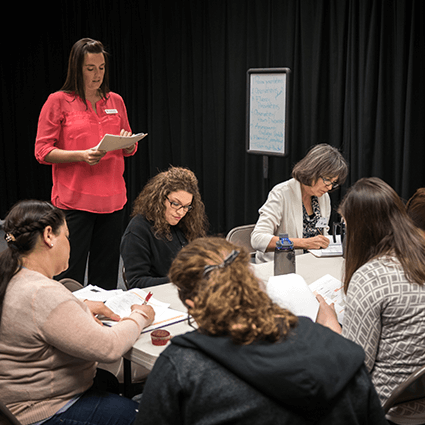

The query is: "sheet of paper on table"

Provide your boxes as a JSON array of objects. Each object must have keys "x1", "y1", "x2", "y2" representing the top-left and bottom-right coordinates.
[
  {"x1": 103, "y1": 288, "x2": 170, "y2": 320},
  {"x1": 93, "y1": 132, "x2": 148, "y2": 152},
  {"x1": 72, "y1": 284, "x2": 123, "y2": 302},
  {"x1": 309, "y1": 235, "x2": 343, "y2": 257}
]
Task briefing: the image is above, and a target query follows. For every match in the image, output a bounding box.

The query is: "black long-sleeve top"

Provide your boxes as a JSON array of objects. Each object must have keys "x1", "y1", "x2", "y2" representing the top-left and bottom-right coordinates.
[{"x1": 120, "y1": 215, "x2": 188, "y2": 289}]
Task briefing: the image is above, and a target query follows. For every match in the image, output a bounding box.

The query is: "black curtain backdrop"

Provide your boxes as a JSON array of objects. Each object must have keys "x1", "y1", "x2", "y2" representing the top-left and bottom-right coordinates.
[{"x1": 1, "y1": 0, "x2": 424, "y2": 236}]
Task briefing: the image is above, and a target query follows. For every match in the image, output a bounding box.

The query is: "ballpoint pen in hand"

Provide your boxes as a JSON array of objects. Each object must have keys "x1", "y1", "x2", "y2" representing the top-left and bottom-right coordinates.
[{"x1": 143, "y1": 291, "x2": 153, "y2": 305}]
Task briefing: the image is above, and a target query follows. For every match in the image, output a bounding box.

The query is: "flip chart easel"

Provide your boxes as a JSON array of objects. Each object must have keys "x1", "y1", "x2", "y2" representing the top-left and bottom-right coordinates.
[{"x1": 246, "y1": 68, "x2": 291, "y2": 197}]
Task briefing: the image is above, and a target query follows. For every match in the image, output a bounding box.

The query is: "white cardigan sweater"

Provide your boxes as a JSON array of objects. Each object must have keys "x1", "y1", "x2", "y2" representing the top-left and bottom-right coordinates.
[{"x1": 251, "y1": 178, "x2": 331, "y2": 262}]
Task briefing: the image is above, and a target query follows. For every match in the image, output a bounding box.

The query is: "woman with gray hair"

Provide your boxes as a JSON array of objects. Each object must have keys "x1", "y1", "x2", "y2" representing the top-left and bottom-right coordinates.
[{"x1": 251, "y1": 144, "x2": 348, "y2": 262}]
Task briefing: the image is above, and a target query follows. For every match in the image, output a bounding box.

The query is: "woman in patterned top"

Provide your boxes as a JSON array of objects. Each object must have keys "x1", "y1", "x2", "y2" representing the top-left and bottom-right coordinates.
[
  {"x1": 317, "y1": 177, "x2": 425, "y2": 424},
  {"x1": 251, "y1": 144, "x2": 348, "y2": 262}
]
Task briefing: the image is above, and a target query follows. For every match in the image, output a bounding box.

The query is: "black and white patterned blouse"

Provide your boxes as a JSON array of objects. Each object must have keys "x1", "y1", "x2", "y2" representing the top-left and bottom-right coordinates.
[
  {"x1": 302, "y1": 196, "x2": 322, "y2": 238},
  {"x1": 342, "y1": 256, "x2": 425, "y2": 420}
]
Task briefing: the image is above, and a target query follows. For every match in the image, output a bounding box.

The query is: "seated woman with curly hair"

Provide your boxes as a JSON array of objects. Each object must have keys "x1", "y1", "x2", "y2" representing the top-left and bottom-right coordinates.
[
  {"x1": 120, "y1": 166, "x2": 208, "y2": 288},
  {"x1": 134, "y1": 236, "x2": 387, "y2": 425}
]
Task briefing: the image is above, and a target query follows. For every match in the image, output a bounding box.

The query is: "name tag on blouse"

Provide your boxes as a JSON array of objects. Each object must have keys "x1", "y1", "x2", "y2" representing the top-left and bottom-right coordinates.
[
  {"x1": 316, "y1": 217, "x2": 328, "y2": 228},
  {"x1": 105, "y1": 109, "x2": 118, "y2": 114}
]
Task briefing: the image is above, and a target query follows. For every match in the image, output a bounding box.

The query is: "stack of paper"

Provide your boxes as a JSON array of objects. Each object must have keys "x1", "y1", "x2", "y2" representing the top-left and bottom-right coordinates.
[
  {"x1": 93, "y1": 132, "x2": 148, "y2": 152},
  {"x1": 73, "y1": 285, "x2": 188, "y2": 330}
]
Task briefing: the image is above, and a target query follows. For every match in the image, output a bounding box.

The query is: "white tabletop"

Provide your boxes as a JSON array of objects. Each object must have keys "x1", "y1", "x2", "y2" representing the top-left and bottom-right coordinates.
[
  {"x1": 123, "y1": 283, "x2": 191, "y2": 370},
  {"x1": 125, "y1": 253, "x2": 344, "y2": 370},
  {"x1": 252, "y1": 252, "x2": 344, "y2": 286}
]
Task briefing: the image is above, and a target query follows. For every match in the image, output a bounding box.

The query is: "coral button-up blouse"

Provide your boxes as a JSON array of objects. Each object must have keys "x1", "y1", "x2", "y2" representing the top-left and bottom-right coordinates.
[{"x1": 35, "y1": 91, "x2": 137, "y2": 213}]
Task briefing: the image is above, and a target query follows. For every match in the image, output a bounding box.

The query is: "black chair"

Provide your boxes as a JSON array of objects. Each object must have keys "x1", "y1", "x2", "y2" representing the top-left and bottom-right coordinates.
[
  {"x1": 383, "y1": 365, "x2": 425, "y2": 413},
  {"x1": 0, "y1": 400, "x2": 22, "y2": 425}
]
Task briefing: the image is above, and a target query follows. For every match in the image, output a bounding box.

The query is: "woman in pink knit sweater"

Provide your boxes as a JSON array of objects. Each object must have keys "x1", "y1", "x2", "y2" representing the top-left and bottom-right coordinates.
[{"x1": 0, "y1": 200, "x2": 154, "y2": 425}]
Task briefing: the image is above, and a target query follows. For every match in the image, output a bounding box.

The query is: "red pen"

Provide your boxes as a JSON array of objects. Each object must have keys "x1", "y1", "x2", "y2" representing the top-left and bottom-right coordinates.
[{"x1": 143, "y1": 291, "x2": 153, "y2": 305}]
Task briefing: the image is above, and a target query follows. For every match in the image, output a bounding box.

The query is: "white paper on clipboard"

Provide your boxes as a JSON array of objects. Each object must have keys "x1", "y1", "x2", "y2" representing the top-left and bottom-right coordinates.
[{"x1": 94, "y1": 133, "x2": 148, "y2": 152}]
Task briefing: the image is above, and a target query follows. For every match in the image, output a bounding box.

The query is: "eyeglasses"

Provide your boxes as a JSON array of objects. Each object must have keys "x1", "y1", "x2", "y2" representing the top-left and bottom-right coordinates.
[
  {"x1": 165, "y1": 196, "x2": 193, "y2": 213},
  {"x1": 187, "y1": 315, "x2": 197, "y2": 330},
  {"x1": 321, "y1": 177, "x2": 340, "y2": 189}
]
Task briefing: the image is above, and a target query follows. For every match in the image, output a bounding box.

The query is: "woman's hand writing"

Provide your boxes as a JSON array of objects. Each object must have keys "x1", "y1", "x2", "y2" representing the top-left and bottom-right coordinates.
[
  {"x1": 302, "y1": 235, "x2": 330, "y2": 250},
  {"x1": 131, "y1": 304, "x2": 155, "y2": 327}
]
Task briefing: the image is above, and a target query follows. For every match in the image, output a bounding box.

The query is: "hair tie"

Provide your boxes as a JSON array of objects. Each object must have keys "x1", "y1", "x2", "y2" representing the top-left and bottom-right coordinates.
[
  {"x1": 5, "y1": 233, "x2": 16, "y2": 243},
  {"x1": 203, "y1": 250, "x2": 240, "y2": 277}
]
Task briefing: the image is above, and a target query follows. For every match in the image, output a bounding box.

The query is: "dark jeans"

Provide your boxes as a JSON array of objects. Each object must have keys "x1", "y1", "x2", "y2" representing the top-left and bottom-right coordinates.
[
  {"x1": 42, "y1": 369, "x2": 137, "y2": 425},
  {"x1": 42, "y1": 387, "x2": 138, "y2": 425},
  {"x1": 56, "y1": 209, "x2": 123, "y2": 290}
]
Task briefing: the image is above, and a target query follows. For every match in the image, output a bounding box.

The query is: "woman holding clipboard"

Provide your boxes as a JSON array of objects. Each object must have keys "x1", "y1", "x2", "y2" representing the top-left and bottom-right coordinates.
[{"x1": 35, "y1": 38, "x2": 137, "y2": 289}]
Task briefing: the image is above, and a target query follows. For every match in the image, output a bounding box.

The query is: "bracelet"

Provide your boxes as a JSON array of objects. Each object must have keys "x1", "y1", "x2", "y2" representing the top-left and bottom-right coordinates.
[{"x1": 131, "y1": 309, "x2": 149, "y2": 320}]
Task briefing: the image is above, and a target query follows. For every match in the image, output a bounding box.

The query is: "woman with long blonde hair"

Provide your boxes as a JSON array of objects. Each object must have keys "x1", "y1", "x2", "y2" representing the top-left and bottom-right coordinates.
[{"x1": 135, "y1": 236, "x2": 387, "y2": 425}]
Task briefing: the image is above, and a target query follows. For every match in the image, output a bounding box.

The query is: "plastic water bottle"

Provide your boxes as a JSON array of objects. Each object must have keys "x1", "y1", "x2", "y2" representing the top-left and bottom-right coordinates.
[{"x1": 274, "y1": 233, "x2": 295, "y2": 276}]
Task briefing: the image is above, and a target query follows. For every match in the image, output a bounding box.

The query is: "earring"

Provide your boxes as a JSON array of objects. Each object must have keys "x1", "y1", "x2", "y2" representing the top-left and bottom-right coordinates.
[{"x1": 50, "y1": 243, "x2": 54, "y2": 247}]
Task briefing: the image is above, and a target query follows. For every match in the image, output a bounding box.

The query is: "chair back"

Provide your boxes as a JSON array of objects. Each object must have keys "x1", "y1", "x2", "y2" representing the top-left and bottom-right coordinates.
[
  {"x1": 122, "y1": 265, "x2": 130, "y2": 290},
  {"x1": 226, "y1": 224, "x2": 256, "y2": 258},
  {"x1": 0, "y1": 400, "x2": 22, "y2": 425},
  {"x1": 60, "y1": 278, "x2": 84, "y2": 292},
  {"x1": 383, "y1": 364, "x2": 425, "y2": 413}
]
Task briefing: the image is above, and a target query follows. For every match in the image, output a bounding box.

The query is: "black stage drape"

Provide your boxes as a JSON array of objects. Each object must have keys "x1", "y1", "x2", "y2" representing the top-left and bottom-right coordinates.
[{"x1": 1, "y1": 0, "x2": 424, "y2": 235}]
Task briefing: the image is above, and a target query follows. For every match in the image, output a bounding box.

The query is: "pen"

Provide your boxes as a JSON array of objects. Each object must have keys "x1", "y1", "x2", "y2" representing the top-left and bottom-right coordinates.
[{"x1": 143, "y1": 291, "x2": 153, "y2": 305}]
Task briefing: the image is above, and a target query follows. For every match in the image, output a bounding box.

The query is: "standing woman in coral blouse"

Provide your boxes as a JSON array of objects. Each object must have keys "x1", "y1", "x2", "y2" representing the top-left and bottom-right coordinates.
[{"x1": 35, "y1": 38, "x2": 137, "y2": 289}]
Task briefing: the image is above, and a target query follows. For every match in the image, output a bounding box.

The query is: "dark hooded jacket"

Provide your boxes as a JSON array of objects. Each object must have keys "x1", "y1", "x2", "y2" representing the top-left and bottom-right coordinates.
[{"x1": 136, "y1": 317, "x2": 388, "y2": 425}]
